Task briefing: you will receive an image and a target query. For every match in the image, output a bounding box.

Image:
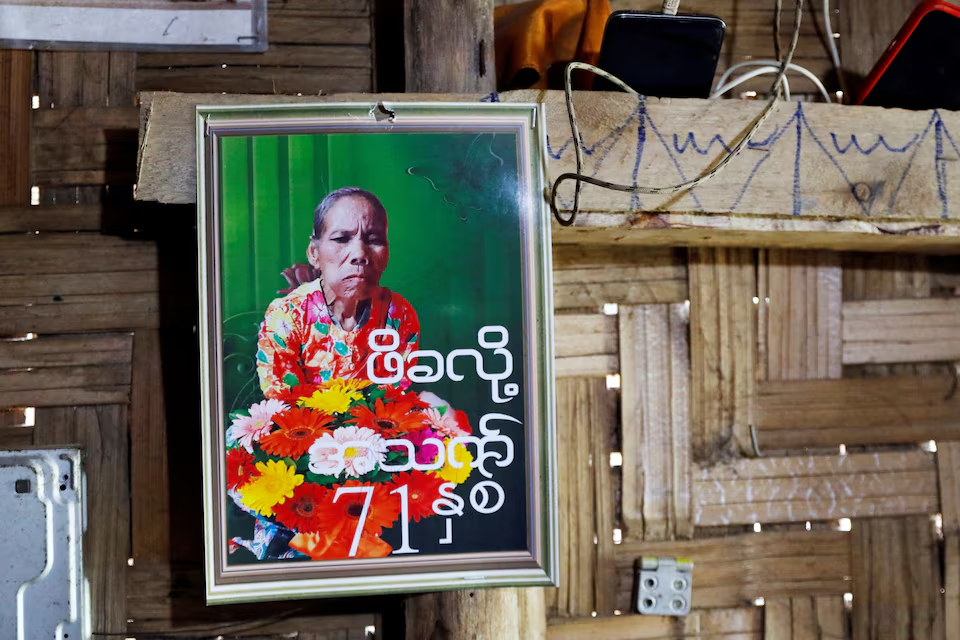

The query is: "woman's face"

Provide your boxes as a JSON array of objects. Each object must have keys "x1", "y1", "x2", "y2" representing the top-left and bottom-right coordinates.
[{"x1": 307, "y1": 195, "x2": 389, "y2": 303}]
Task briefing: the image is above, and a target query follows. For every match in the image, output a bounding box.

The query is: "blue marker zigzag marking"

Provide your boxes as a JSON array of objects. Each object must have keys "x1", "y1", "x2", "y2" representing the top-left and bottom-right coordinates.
[
  {"x1": 673, "y1": 132, "x2": 732, "y2": 155},
  {"x1": 831, "y1": 133, "x2": 917, "y2": 155}
]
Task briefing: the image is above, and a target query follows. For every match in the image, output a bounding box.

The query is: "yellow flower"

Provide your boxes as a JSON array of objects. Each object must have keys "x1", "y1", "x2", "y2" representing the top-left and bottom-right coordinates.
[
  {"x1": 302, "y1": 384, "x2": 363, "y2": 414},
  {"x1": 239, "y1": 460, "x2": 304, "y2": 517},
  {"x1": 322, "y1": 378, "x2": 371, "y2": 394},
  {"x1": 435, "y1": 443, "x2": 474, "y2": 485}
]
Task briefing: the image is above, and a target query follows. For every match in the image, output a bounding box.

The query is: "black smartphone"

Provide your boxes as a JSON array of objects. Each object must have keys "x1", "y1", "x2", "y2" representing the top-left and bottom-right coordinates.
[{"x1": 593, "y1": 11, "x2": 726, "y2": 98}]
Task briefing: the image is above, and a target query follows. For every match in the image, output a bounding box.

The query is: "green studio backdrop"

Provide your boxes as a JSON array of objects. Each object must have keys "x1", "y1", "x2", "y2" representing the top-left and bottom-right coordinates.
[{"x1": 218, "y1": 130, "x2": 530, "y2": 559}]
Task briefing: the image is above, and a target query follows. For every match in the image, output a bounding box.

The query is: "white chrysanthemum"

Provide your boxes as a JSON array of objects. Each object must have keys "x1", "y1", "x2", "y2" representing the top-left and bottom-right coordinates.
[{"x1": 308, "y1": 425, "x2": 385, "y2": 477}]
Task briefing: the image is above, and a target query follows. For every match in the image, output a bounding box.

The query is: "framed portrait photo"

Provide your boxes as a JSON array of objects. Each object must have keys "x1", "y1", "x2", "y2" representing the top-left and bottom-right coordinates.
[{"x1": 196, "y1": 102, "x2": 557, "y2": 603}]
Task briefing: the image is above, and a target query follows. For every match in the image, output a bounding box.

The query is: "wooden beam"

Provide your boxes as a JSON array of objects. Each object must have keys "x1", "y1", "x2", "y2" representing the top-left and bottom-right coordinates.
[
  {"x1": 939, "y1": 443, "x2": 960, "y2": 636},
  {"x1": 619, "y1": 304, "x2": 692, "y2": 540},
  {"x1": 135, "y1": 91, "x2": 960, "y2": 251},
  {"x1": 614, "y1": 531, "x2": 852, "y2": 611},
  {"x1": 694, "y1": 451, "x2": 940, "y2": 527},
  {"x1": 403, "y1": 0, "x2": 494, "y2": 93},
  {"x1": 842, "y1": 298, "x2": 960, "y2": 365},
  {"x1": 756, "y1": 375, "x2": 960, "y2": 449}
]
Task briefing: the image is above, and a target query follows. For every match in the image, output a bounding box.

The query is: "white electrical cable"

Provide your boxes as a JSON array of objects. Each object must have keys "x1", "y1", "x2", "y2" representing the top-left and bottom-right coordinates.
[
  {"x1": 662, "y1": 0, "x2": 680, "y2": 16},
  {"x1": 713, "y1": 60, "x2": 832, "y2": 102},
  {"x1": 550, "y1": 0, "x2": 805, "y2": 226},
  {"x1": 713, "y1": 66, "x2": 793, "y2": 100},
  {"x1": 823, "y1": 0, "x2": 847, "y2": 100}
]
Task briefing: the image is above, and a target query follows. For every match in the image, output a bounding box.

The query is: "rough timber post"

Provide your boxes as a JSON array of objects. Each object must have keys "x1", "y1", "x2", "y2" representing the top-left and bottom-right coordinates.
[{"x1": 401, "y1": 2, "x2": 546, "y2": 638}]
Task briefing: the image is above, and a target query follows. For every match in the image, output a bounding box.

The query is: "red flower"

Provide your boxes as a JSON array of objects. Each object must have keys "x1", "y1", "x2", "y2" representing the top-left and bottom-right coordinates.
[
  {"x1": 348, "y1": 397, "x2": 426, "y2": 438},
  {"x1": 289, "y1": 528, "x2": 392, "y2": 560},
  {"x1": 259, "y1": 408, "x2": 334, "y2": 458},
  {"x1": 276, "y1": 383, "x2": 322, "y2": 406},
  {"x1": 383, "y1": 385, "x2": 428, "y2": 410},
  {"x1": 226, "y1": 448, "x2": 258, "y2": 490},
  {"x1": 273, "y1": 482, "x2": 330, "y2": 533},
  {"x1": 389, "y1": 471, "x2": 445, "y2": 522}
]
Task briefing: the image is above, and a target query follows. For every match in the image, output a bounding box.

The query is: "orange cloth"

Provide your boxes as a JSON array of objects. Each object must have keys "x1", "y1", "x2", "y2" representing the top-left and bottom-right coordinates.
[{"x1": 494, "y1": 0, "x2": 611, "y2": 91}]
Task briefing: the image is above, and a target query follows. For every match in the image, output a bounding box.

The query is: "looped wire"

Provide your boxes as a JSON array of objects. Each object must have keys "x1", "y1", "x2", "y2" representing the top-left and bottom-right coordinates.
[{"x1": 550, "y1": 0, "x2": 804, "y2": 227}]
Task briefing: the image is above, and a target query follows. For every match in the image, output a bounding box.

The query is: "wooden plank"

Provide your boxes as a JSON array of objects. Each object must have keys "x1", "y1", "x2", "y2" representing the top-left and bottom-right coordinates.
[
  {"x1": 553, "y1": 246, "x2": 684, "y2": 269},
  {"x1": 136, "y1": 65, "x2": 372, "y2": 95},
  {"x1": 129, "y1": 331, "x2": 170, "y2": 569},
  {"x1": 0, "y1": 334, "x2": 132, "y2": 368},
  {"x1": 615, "y1": 531, "x2": 852, "y2": 611},
  {"x1": 689, "y1": 248, "x2": 755, "y2": 461},
  {"x1": 0, "y1": 204, "x2": 104, "y2": 232},
  {"x1": 851, "y1": 517, "x2": 945, "y2": 640},
  {"x1": 267, "y1": 0, "x2": 371, "y2": 14},
  {"x1": 138, "y1": 44, "x2": 373, "y2": 69},
  {"x1": 0, "y1": 293, "x2": 160, "y2": 334},
  {"x1": 34, "y1": 405, "x2": 129, "y2": 635},
  {"x1": 765, "y1": 599, "x2": 792, "y2": 640},
  {"x1": 0, "y1": 270, "x2": 159, "y2": 298},
  {"x1": 554, "y1": 314, "x2": 617, "y2": 358},
  {"x1": 758, "y1": 250, "x2": 842, "y2": 382},
  {"x1": 837, "y1": 0, "x2": 917, "y2": 82},
  {"x1": 548, "y1": 607, "x2": 762, "y2": 639},
  {"x1": 619, "y1": 304, "x2": 692, "y2": 540},
  {"x1": 0, "y1": 234, "x2": 158, "y2": 274},
  {"x1": 554, "y1": 354, "x2": 617, "y2": 378},
  {"x1": 135, "y1": 91, "x2": 960, "y2": 251},
  {"x1": 0, "y1": 50, "x2": 32, "y2": 206},
  {"x1": 695, "y1": 451, "x2": 939, "y2": 526},
  {"x1": 940, "y1": 442, "x2": 960, "y2": 636},
  {"x1": 842, "y1": 298, "x2": 960, "y2": 364},
  {"x1": 0, "y1": 425, "x2": 34, "y2": 448},
  {"x1": 555, "y1": 280, "x2": 688, "y2": 310},
  {"x1": 552, "y1": 378, "x2": 617, "y2": 617},
  {"x1": 698, "y1": 450, "x2": 937, "y2": 480},
  {"x1": 816, "y1": 597, "x2": 848, "y2": 640},
  {"x1": 32, "y1": 107, "x2": 139, "y2": 130},
  {"x1": 756, "y1": 375, "x2": 960, "y2": 449}
]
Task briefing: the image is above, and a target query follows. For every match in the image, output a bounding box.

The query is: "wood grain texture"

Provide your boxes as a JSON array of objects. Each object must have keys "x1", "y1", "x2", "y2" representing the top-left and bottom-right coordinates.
[
  {"x1": 547, "y1": 607, "x2": 761, "y2": 640},
  {"x1": 549, "y1": 378, "x2": 618, "y2": 618},
  {"x1": 0, "y1": 204, "x2": 104, "y2": 232},
  {"x1": 615, "y1": 531, "x2": 852, "y2": 611},
  {"x1": 404, "y1": 0, "x2": 495, "y2": 93},
  {"x1": 939, "y1": 443, "x2": 960, "y2": 636},
  {"x1": 756, "y1": 375, "x2": 960, "y2": 449},
  {"x1": 405, "y1": 588, "x2": 546, "y2": 640},
  {"x1": 851, "y1": 516, "x2": 945, "y2": 640},
  {"x1": 34, "y1": 405, "x2": 129, "y2": 636},
  {"x1": 836, "y1": 0, "x2": 918, "y2": 83},
  {"x1": 0, "y1": 50, "x2": 31, "y2": 206},
  {"x1": 758, "y1": 250, "x2": 842, "y2": 382},
  {"x1": 695, "y1": 451, "x2": 939, "y2": 526},
  {"x1": 619, "y1": 304, "x2": 691, "y2": 540},
  {"x1": 842, "y1": 298, "x2": 960, "y2": 365},
  {"x1": 0, "y1": 333, "x2": 133, "y2": 408},
  {"x1": 689, "y1": 247, "x2": 756, "y2": 461},
  {"x1": 135, "y1": 90, "x2": 960, "y2": 251}
]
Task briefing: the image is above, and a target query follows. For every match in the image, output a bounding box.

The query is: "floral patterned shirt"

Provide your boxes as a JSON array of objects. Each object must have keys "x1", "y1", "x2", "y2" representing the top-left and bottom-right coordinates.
[{"x1": 257, "y1": 280, "x2": 420, "y2": 399}]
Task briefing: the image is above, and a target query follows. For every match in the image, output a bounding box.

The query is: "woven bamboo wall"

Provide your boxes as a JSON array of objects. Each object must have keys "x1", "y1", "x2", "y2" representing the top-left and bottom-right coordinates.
[{"x1": 548, "y1": 246, "x2": 959, "y2": 639}]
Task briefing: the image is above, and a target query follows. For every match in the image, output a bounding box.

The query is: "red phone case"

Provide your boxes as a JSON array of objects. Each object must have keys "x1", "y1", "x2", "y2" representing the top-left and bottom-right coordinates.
[{"x1": 857, "y1": 0, "x2": 960, "y2": 105}]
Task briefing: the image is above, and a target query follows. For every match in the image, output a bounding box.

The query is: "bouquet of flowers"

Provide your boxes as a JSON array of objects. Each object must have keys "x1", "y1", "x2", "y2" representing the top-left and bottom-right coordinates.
[{"x1": 225, "y1": 378, "x2": 473, "y2": 560}]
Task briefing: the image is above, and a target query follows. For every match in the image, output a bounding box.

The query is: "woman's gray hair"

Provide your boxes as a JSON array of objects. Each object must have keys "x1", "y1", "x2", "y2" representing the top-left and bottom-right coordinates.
[{"x1": 312, "y1": 187, "x2": 387, "y2": 238}]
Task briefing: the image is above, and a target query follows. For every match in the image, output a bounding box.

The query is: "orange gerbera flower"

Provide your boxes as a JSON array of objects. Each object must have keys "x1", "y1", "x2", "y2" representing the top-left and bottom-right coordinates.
[
  {"x1": 389, "y1": 471, "x2": 445, "y2": 522},
  {"x1": 259, "y1": 408, "x2": 333, "y2": 457},
  {"x1": 289, "y1": 528, "x2": 392, "y2": 560},
  {"x1": 272, "y1": 482, "x2": 330, "y2": 533},
  {"x1": 348, "y1": 397, "x2": 426, "y2": 438},
  {"x1": 328, "y1": 480, "x2": 401, "y2": 536},
  {"x1": 226, "y1": 447, "x2": 258, "y2": 490}
]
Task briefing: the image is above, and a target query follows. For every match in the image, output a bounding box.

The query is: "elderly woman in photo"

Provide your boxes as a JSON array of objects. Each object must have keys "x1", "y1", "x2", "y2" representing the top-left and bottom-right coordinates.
[{"x1": 256, "y1": 187, "x2": 420, "y2": 397}]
